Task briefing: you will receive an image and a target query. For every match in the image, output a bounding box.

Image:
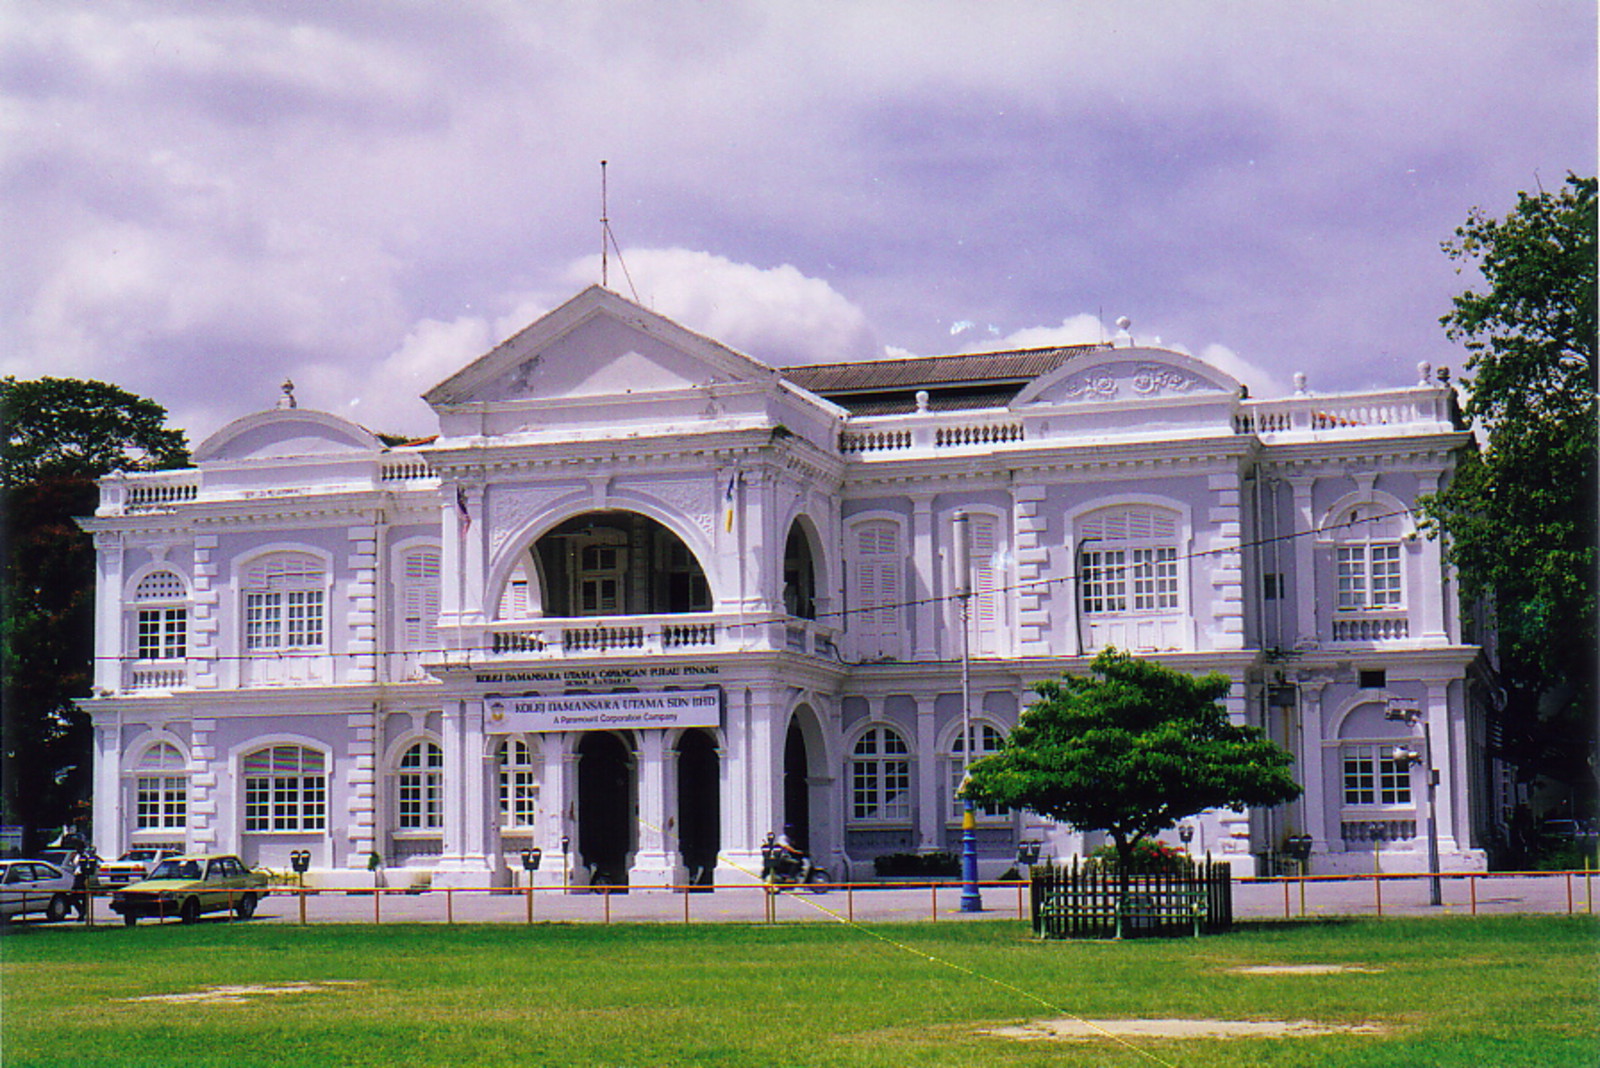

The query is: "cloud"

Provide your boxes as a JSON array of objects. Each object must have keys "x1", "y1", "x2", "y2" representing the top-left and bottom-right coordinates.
[
  {"x1": 562, "y1": 248, "x2": 879, "y2": 366},
  {"x1": 0, "y1": 1, "x2": 1590, "y2": 443}
]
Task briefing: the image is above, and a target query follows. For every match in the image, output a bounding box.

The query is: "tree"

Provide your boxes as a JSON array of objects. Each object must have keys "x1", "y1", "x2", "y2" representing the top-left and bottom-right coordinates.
[
  {"x1": 962, "y1": 648, "x2": 1301, "y2": 882},
  {"x1": 1, "y1": 377, "x2": 190, "y2": 850},
  {"x1": 1418, "y1": 174, "x2": 1597, "y2": 817}
]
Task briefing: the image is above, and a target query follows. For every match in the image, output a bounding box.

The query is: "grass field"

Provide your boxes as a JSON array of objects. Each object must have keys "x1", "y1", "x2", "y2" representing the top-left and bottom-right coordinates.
[{"x1": 2, "y1": 915, "x2": 1595, "y2": 1067}]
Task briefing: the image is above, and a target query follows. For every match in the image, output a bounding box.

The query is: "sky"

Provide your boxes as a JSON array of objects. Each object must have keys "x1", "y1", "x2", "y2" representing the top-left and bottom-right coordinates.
[{"x1": 3, "y1": 1, "x2": 1594, "y2": 444}]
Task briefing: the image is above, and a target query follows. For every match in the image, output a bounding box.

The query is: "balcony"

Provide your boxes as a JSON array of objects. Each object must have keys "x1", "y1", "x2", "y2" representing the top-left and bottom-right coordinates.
[
  {"x1": 1331, "y1": 612, "x2": 1411, "y2": 644},
  {"x1": 476, "y1": 613, "x2": 841, "y2": 662},
  {"x1": 125, "y1": 661, "x2": 188, "y2": 692},
  {"x1": 1234, "y1": 387, "x2": 1459, "y2": 439}
]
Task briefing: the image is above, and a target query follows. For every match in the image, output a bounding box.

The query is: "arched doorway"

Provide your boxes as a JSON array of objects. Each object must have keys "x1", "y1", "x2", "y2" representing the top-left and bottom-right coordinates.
[
  {"x1": 577, "y1": 732, "x2": 634, "y2": 886},
  {"x1": 783, "y1": 719, "x2": 811, "y2": 852},
  {"x1": 675, "y1": 729, "x2": 720, "y2": 886}
]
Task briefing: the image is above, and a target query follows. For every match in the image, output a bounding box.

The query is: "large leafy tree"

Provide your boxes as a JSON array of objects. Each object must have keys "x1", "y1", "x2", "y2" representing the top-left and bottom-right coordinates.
[
  {"x1": 963, "y1": 648, "x2": 1301, "y2": 881},
  {"x1": 1, "y1": 378, "x2": 189, "y2": 850},
  {"x1": 1419, "y1": 174, "x2": 1597, "y2": 815}
]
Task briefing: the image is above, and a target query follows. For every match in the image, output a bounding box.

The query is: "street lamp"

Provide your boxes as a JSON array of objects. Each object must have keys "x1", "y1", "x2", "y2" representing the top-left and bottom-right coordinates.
[
  {"x1": 953, "y1": 511, "x2": 983, "y2": 913},
  {"x1": 1178, "y1": 823, "x2": 1195, "y2": 857},
  {"x1": 1386, "y1": 698, "x2": 1443, "y2": 907},
  {"x1": 1016, "y1": 840, "x2": 1044, "y2": 869}
]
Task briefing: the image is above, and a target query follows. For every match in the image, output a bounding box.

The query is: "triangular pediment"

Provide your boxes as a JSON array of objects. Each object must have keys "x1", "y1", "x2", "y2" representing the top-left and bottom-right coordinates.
[
  {"x1": 425, "y1": 286, "x2": 781, "y2": 408},
  {"x1": 1011, "y1": 347, "x2": 1242, "y2": 408}
]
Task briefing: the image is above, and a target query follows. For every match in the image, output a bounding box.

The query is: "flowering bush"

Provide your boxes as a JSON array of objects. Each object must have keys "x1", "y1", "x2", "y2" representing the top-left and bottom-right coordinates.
[{"x1": 1084, "y1": 838, "x2": 1192, "y2": 873}]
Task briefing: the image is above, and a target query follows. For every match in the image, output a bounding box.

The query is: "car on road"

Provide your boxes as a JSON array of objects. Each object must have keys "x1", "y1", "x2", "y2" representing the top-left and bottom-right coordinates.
[
  {"x1": 0, "y1": 860, "x2": 75, "y2": 923},
  {"x1": 96, "y1": 848, "x2": 181, "y2": 887},
  {"x1": 109, "y1": 854, "x2": 270, "y2": 926}
]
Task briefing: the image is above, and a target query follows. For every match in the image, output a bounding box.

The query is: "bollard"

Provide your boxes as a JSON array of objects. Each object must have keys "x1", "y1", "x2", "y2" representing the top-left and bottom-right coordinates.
[
  {"x1": 1283, "y1": 878, "x2": 1291, "y2": 919},
  {"x1": 683, "y1": 886, "x2": 690, "y2": 924},
  {"x1": 931, "y1": 882, "x2": 938, "y2": 921},
  {"x1": 446, "y1": 887, "x2": 454, "y2": 925},
  {"x1": 1469, "y1": 874, "x2": 1477, "y2": 916},
  {"x1": 602, "y1": 886, "x2": 611, "y2": 925},
  {"x1": 1374, "y1": 873, "x2": 1383, "y2": 917},
  {"x1": 373, "y1": 885, "x2": 381, "y2": 925},
  {"x1": 1567, "y1": 872, "x2": 1573, "y2": 915},
  {"x1": 1016, "y1": 882, "x2": 1025, "y2": 920},
  {"x1": 847, "y1": 884, "x2": 854, "y2": 923}
]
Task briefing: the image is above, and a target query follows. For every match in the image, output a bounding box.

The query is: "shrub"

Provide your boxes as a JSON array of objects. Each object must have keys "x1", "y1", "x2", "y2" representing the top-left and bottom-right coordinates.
[
  {"x1": 1083, "y1": 839, "x2": 1193, "y2": 874},
  {"x1": 872, "y1": 851, "x2": 960, "y2": 877}
]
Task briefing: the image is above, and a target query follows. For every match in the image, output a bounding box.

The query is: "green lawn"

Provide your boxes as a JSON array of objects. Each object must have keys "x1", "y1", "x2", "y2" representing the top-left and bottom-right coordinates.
[{"x1": 2, "y1": 916, "x2": 1595, "y2": 1067}]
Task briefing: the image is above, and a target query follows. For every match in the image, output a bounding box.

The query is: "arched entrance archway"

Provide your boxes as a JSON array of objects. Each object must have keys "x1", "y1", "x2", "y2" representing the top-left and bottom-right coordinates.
[
  {"x1": 577, "y1": 732, "x2": 635, "y2": 886},
  {"x1": 783, "y1": 719, "x2": 811, "y2": 852},
  {"x1": 675, "y1": 729, "x2": 720, "y2": 886}
]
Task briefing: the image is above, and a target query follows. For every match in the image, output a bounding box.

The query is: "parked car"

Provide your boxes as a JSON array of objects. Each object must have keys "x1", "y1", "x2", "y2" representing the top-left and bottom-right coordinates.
[
  {"x1": 0, "y1": 860, "x2": 75, "y2": 922},
  {"x1": 109, "y1": 855, "x2": 270, "y2": 926},
  {"x1": 97, "y1": 848, "x2": 181, "y2": 887}
]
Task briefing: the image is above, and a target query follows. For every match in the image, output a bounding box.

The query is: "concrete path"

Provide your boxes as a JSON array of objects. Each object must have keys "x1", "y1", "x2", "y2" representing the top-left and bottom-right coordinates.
[{"x1": 80, "y1": 870, "x2": 1597, "y2": 928}]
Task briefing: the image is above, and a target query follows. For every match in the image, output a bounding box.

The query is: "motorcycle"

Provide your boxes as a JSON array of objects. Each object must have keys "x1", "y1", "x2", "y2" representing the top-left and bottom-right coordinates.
[{"x1": 760, "y1": 833, "x2": 829, "y2": 891}]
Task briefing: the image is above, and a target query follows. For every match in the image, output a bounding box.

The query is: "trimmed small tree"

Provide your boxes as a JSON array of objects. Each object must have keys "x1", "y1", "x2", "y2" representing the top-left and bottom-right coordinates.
[{"x1": 963, "y1": 648, "x2": 1301, "y2": 891}]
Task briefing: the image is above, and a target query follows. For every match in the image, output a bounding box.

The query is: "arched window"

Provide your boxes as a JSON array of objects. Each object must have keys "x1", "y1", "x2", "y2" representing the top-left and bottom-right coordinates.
[
  {"x1": 1079, "y1": 506, "x2": 1181, "y2": 615},
  {"x1": 396, "y1": 741, "x2": 443, "y2": 829},
  {"x1": 497, "y1": 738, "x2": 540, "y2": 828},
  {"x1": 783, "y1": 525, "x2": 818, "y2": 620},
  {"x1": 134, "y1": 742, "x2": 187, "y2": 830},
  {"x1": 398, "y1": 548, "x2": 441, "y2": 650},
  {"x1": 850, "y1": 726, "x2": 911, "y2": 822},
  {"x1": 850, "y1": 520, "x2": 903, "y2": 660},
  {"x1": 243, "y1": 553, "x2": 326, "y2": 650},
  {"x1": 243, "y1": 745, "x2": 327, "y2": 831},
  {"x1": 1332, "y1": 505, "x2": 1404, "y2": 610},
  {"x1": 948, "y1": 723, "x2": 1007, "y2": 820},
  {"x1": 133, "y1": 570, "x2": 187, "y2": 661}
]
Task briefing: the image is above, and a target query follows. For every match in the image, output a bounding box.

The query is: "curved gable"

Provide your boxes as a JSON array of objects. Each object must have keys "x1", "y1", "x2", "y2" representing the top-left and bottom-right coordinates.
[
  {"x1": 1011, "y1": 347, "x2": 1242, "y2": 408},
  {"x1": 195, "y1": 410, "x2": 383, "y2": 462}
]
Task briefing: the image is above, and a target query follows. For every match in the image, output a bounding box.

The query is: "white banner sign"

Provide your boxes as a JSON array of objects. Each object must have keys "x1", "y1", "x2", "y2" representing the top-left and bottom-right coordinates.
[{"x1": 485, "y1": 690, "x2": 721, "y2": 733}]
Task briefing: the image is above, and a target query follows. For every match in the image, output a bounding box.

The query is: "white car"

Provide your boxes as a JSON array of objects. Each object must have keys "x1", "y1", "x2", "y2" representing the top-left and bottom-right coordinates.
[
  {"x1": 0, "y1": 859, "x2": 75, "y2": 922},
  {"x1": 97, "y1": 848, "x2": 180, "y2": 887}
]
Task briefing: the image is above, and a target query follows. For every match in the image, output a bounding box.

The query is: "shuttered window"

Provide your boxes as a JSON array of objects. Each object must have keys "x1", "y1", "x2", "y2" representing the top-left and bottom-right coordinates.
[{"x1": 851, "y1": 521, "x2": 903, "y2": 660}]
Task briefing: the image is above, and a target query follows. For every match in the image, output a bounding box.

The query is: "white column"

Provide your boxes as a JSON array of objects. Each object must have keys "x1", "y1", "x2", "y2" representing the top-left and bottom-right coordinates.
[
  {"x1": 345, "y1": 708, "x2": 378, "y2": 864},
  {"x1": 1416, "y1": 473, "x2": 1450, "y2": 642},
  {"x1": 347, "y1": 523, "x2": 380, "y2": 684},
  {"x1": 1207, "y1": 474, "x2": 1246, "y2": 651},
  {"x1": 1012, "y1": 485, "x2": 1050, "y2": 656},
  {"x1": 93, "y1": 718, "x2": 123, "y2": 857},
  {"x1": 1289, "y1": 478, "x2": 1319, "y2": 648},
  {"x1": 630, "y1": 731, "x2": 678, "y2": 885},
  {"x1": 1427, "y1": 680, "x2": 1462, "y2": 854},
  {"x1": 93, "y1": 533, "x2": 124, "y2": 692},
  {"x1": 434, "y1": 697, "x2": 491, "y2": 884},
  {"x1": 914, "y1": 695, "x2": 939, "y2": 851},
  {"x1": 1299, "y1": 679, "x2": 1330, "y2": 856},
  {"x1": 911, "y1": 495, "x2": 937, "y2": 660}
]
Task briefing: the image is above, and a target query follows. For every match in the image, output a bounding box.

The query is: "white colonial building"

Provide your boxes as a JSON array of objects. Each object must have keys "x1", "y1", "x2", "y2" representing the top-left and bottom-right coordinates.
[{"x1": 78, "y1": 285, "x2": 1497, "y2": 887}]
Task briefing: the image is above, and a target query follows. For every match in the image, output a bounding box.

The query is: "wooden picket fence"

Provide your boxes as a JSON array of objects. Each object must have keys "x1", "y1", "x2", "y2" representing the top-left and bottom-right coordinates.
[{"x1": 1030, "y1": 857, "x2": 1233, "y2": 939}]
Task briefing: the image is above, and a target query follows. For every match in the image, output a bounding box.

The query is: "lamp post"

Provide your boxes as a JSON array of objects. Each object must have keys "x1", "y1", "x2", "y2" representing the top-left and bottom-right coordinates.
[
  {"x1": 1178, "y1": 823, "x2": 1195, "y2": 858},
  {"x1": 953, "y1": 512, "x2": 983, "y2": 913},
  {"x1": 1386, "y1": 698, "x2": 1443, "y2": 907}
]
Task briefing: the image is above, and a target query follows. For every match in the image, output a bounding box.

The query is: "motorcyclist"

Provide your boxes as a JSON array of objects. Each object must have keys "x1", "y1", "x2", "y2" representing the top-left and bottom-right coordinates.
[{"x1": 765, "y1": 829, "x2": 811, "y2": 882}]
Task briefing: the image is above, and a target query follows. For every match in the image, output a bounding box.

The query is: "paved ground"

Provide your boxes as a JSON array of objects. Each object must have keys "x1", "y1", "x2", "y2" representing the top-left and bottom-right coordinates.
[{"x1": 69, "y1": 870, "x2": 1600, "y2": 928}]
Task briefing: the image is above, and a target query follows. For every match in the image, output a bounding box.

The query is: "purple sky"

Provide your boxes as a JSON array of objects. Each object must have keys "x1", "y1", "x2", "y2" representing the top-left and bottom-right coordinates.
[{"x1": 3, "y1": 2, "x2": 1594, "y2": 442}]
